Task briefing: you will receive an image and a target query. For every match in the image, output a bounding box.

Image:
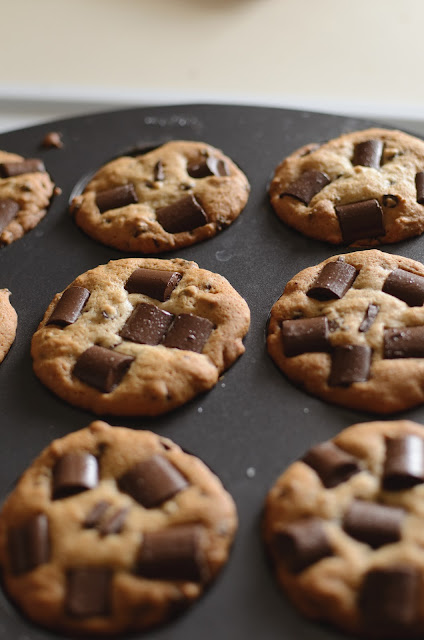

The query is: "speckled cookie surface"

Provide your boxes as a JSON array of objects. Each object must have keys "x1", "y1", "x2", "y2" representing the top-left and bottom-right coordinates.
[
  {"x1": 0, "y1": 288, "x2": 17, "y2": 362},
  {"x1": 269, "y1": 128, "x2": 424, "y2": 246},
  {"x1": 0, "y1": 150, "x2": 55, "y2": 246},
  {"x1": 263, "y1": 419, "x2": 424, "y2": 638},
  {"x1": 0, "y1": 420, "x2": 238, "y2": 635},
  {"x1": 267, "y1": 249, "x2": 424, "y2": 413},
  {"x1": 70, "y1": 140, "x2": 250, "y2": 253},
  {"x1": 31, "y1": 257, "x2": 250, "y2": 415}
]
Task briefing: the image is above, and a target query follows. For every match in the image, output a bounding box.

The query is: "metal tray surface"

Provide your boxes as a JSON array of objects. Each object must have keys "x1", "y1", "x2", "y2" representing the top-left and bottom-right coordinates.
[{"x1": 0, "y1": 104, "x2": 421, "y2": 640}]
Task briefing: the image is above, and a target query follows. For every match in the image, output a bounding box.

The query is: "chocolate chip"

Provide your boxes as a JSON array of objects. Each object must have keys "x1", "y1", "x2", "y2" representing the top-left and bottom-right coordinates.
[
  {"x1": 0, "y1": 159, "x2": 45, "y2": 177},
  {"x1": 41, "y1": 131, "x2": 63, "y2": 149},
  {"x1": 383, "y1": 436, "x2": 424, "y2": 490},
  {"x1": 120, "y1": 303, "x2": 174, "y2": 345},
  {"x1": 352, "y1": 139, "x2": 383, "y2": 168},
  {"x1": 343, "y1": 500, "x2": 404, "y2": 547},
  {"x1": 98, "y1": 507, "x2": 129, "y2": 536},
  {"x1": 46, "y1": 286, "x2": 90, "y2": 327},
  {"x1": 273, "y1": 518, "x2": 333, "y2": 573},
  {"x1": 359, "y1": 304, "x2": 379, "y2": 332},
  {"x1": 383, "y1": 268, "x2": 424, "y2": 306},
  {"x1": 307, "y1": 260, "x2": 358, "y2": 301},
  {"x1": 187, "y1": 156, "x2": 229, "y2": 178},
  {"x1": 118, "y1": 454, "x2": 188, "y2": 508},
  {"x1": 53, "y1": 452, "x2": 99, "y2": 499},
  {"x1": 0, "y1": 199, "x2": 19, "y2": 233},
  {"x1": 73, "y1": 346, "x2": 134, "y2": 393},
  {"x1": 280, "y1": 170, "x2": 330, "y2": 205},
  {"x1": 416, "y1": 171, "x2": 424, "y2": 204},
  {"x1": 156, "y1": 194, "x2": 208, "y2": 233},
  {"x1": 125, "y1": 268, "x2": 182, "y2": 301},
  {"x1": 302, "y1": 441, "x2": 360, "y2": 488},
  {"x1": 282, "y1": 316, "x2": 330, "y2": 357},
  {"x1": 95, "y1": 184, "x2": 138, "y2": 213},
  {"x1": 8, "y1": 514, "x2": 50, "y2": 575},
  {"x1": 162, "y1": 313, "x2": 214, "y2": 352},
  {"x1": 328, "y1": 345, "x2": 371, "y2": 386},
  {"x1": 153, "y1": 160, "x2": 165, "y2": 182},
  {"x1": 84, "y1": 501, "x2": 110, "y2": 528},
  {"x1": 382, "y1": 194, "x2": 399, "y2": 208},
  {"x1": 384, "y1": 326, "x2": 424, "y2": 358},
  {"x1": 66, "y1": 568, "x2": 112, "y2": 617},
  {"x1": 335, "y1": 199, "x2": 385, "y2": 243}
]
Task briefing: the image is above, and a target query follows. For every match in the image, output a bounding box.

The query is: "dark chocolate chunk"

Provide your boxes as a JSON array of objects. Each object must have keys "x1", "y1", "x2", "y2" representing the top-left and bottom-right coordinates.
[
  {"x1": 273, "y1": 518, "x2": 333, "y2": 573},
  {"x1": 46, "y1": 286, "x2": 90, "y2": 327},
  {"x1": 282, "y1": 316, "x2": 330, "y2": 357},
  {"x1": 382, "y1": 268, "x2": 424, "y2": 306},
  {"x1": 0, "y1": 199, "x2": 19, "y2": 233},
  {"x1": 120, "y1": 303, "x2": 174, "y2": 345},
  {"x1": 8, "y1": 514, "x2": 50, "y2": 575},
  {"x1": 382, "y1": 194, "x2": 399, "y2": 208},
  {"x1": 153, "y1": 160, "x2": 165, "y2": 182},
  {"x1": 125, "y1": 267, "x2": 181, "y2": 301},
  {"x1": 156, "y1": 194, "x2": 208, "y2": 233},
  {"x1": 41, "y1": 131, "x2": 63, "y2": 149},
  {"x1": 66, "y1": 568, "x2": 112, "y2": 617},
  {"x1": 383, "y1": 436, "x2": 424, "y2": 490},
  {"x1": 95, "y1": 184, "x2": 138, "y2": 213},
  {"x1": 118, "y1": 454, "x2": 188, "y2": 508},
  {"x1": 280, "y1": 170, "x2": 330, "y2": 205},
  {"x1": 307, "y1": 260, "x2": 358, "y2": 301},
  {"x1": 352, "y1": 139, "x2": 383, "y2": 168},
  {"x1": 53, "y1": 452, "x2": 99, "y2": 499},
  {"x1": 137, "y1": 525, "x2": 207, "y2": 582},
  {"x1": 73, "y1": 346, "x2": 134, "y2": 393},
  {"x1": 162, "y1": 313, "x2": 214, "y2": 352},
  {"x1": 0, "y1": 158, "x2": 45, "y2": 177},
  {"x1": 328, "y1": 344, "x2": 371, "y2": 386},
  {"x1": 84, "y1": 501, "x2": 110, "y2": 528},
  {"x1": 359, "y1": 304, "x2": 379, "y2": 332},
  {"x1": 98, "y1": 507, "x2": 129, "y2": 536},
  {"x1": 302, "y1": 441, "x2": 360, "y2": 488},
  {"x1": 416, "y1": 171, "x2": 424, "y2": 204},
  {"x1": 343, "y1": 500, "x2": 404, "y2": 547},
  {"x1": 384, "y1": 327, "x2": 424, "y2": 358},
  {"x1": 335, "y1": 199, "x2": 385, "y2": 243},
  {"x1": 187, "y1": 156, "x2": 230, "y2": 179}
]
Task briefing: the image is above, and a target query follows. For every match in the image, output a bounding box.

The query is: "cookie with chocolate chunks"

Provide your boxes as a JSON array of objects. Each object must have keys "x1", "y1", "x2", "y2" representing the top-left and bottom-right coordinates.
[
  {"x1": 31, "y1": 257, "x2": 250, "y2": 415},
  {"x1": 70, "y1": 140, "x2": 249, "y2": 253},
  {"x1": 267, "y1": 249, "x2": 424, "y2": 413},
  {"x1": 0, "y1": 288, "x2": 17, "y2": 363},
  {"x1": 0, "y1": 421, "x2": 237, "y2": 635},
  {"x1": 263, "y1": 419, "x2": 424, "y2": 638},
  {"x1": 269, "y1": 128, "x2": 424, "y2": 246}
]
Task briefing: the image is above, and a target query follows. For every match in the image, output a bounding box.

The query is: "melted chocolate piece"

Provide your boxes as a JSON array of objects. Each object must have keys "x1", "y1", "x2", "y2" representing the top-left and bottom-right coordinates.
[
  {"x1": 153, "y1": 160, "x2": 165, "y2": 182},
  {"x1": 0, "y1": 159, "x2": 45, "y2": 177},
  {"x1": 280, "y1": 170, "x2": 330, "y2": 205},
  {"x1": 359, "y1": 304, "x2": 379, "y2": 332},
  {"x1": 187, "y1": 156, "x2": 229, "y2": 179},
  {"x1": 46, "y1": 286, "x2": 90, "y2": 327},
  {"x1": 8, "y1": 514, "x2": 50, "y2": 575},
  {"x1": 282, "y1": 316, "x2": 330, "y2": 357},
  {"x1": 120, "y1": 303, "x2": 174, "y2": 345},
  {"x1": 162, "y1": 313, "x2": 214, "y2": 352},
  {"x1": 382, "y1": 194, "x2": 399, "y2": 208},
  {"x1": 137, "y1": 525, "x2": 207, "y2": 582},
  {"x1": 416, "y1": 171, "x2": 424, "y2": 204},
  {"x1": 328, "y1": 344, "x2": 371, "y2": 386},
  {"x1": 84, "y1": 501, "x2": 110, "y2": 528},
  {"x1": 53, "y1": 452, "x2": 99, "y2": 499},
  {"x1": 156, "y1": 194, "x2": 208, "y2": 233},
  {"x1": 307, "y1": 260, "x2": 358, "y2": 300},
  {"x1": 383, "y1": 436, "x2": 424, "y2": 490},
  {"x1": 273, "y1": 518, "x2": 333, "y2": 573},
  {"x1": 125, "y1": 268, "x2": 181, "y2": 301},
  {"x1": 66, "y1": 568, "x2": 112, "y2": 617},
  {"x1": 73, "y1": 346, "x2": 134, "y2": 393},
  {"x1": 118, "y1": 454, "x2": 188, "y2": 508},
  {"x1": 382, "y1": 268, "x2": 424, "y2": 306},
  {"x1": 96, "y1": 184, "x2": 138, "y2": 213},
  {"x1": 343, "y1": 500, "x2": 404, "y2": 547},
  {"x1": 0, "y1": 199, "x2": 19, "y2": 233},
  {"x1": 384, "y1": 327, "x2": 424, "y2": 358},
  {"x1": 41, "y1": 131, "x2": 63, "y2": 149},
  {"x1": 335, "y1": 199, "x2": 385, "y2": 243},
  {"x1": 302, "y1": 441, "x2": 360, "y2": 488},
  {"x1": 98, "y1": 507, "x2": 129, "y2": 536},
  {"x1": 352, "y1": 139, "x2": 383, "y2": 168}
]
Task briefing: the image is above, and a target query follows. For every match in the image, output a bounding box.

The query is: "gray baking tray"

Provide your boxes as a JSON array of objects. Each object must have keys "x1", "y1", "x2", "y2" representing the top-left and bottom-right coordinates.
[{"x1": 0, "y1": 104, "x2": 421, "y2": 639}]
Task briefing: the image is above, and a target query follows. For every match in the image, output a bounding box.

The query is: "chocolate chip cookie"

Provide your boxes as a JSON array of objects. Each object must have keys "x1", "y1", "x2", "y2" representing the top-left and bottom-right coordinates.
[
  {"x1": 31, "y1": 257, "x2": 250, "y2": 415},
  {"x1": 269, "y1": 128, "x2": 424, "y2": 246},
  {"x1": 0, "y1": 288, "x2": 17, "y2": 361},
  {"x1": 267, "y1": 249, "x2": 424, "y2": 413},
  {"x1": 70, "y1": 140, "x2": 250, "y2": 253},
  {"x1": 0, "y1": 420, "x2": 237, "y2": 635}
]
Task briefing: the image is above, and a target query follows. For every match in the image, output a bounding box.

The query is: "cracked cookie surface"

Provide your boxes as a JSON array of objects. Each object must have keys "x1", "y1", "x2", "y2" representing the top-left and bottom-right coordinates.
[{"x1": 0, "y1": 289, "x2": 17, "y2": 362}]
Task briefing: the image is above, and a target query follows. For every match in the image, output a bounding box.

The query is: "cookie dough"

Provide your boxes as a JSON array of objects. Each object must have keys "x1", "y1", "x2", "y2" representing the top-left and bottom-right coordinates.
[
  {"x1": 0, "y1": 289, "x2": 17, "y2": 362},
  {"x1": 0, "y1": 420, "x2": 237, "y2": 635},
  {"x1": 269, "y1": 128, "x2": 424, "y2": 246},
  {"x1": 70, "y1": 140, "x2": 250, "y2": 253}
]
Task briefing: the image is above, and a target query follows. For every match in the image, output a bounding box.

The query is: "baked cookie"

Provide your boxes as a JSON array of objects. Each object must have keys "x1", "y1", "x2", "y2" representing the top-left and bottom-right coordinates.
[
  {"x1": 0, "y1": 289, "x2": 17, "y2": 361},
  {"x1": 70, "y1": 140, "x2": 250, "y2": 253},
  {"x1": 267, "y1": 249, "x2": 424, "y2": 413},
  {"x1": 0, "y1": 420, "x2": 237, "y2": 635},
  {"x1": 263, "y1": 419, "x2": 424, "y2": 638},
  {"x1": 0, "y1": 150, "x2": 55, "y2": 246},
  {"x1": 269, "y1": 128, "x2": 424, "y2": 246},
  {"x1": 31, "y1": 257, "x2": 250, "y2": 415}
]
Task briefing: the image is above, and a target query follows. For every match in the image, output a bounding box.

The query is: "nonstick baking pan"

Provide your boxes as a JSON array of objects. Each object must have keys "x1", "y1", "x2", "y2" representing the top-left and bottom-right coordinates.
[{"x1": 0, "y1": 103, "x2": 422, "y2": 640}]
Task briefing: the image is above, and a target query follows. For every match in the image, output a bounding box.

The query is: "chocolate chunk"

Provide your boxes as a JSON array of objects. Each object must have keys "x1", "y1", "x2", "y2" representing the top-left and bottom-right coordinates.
[
  {"x1": 98, "y1": 507, "x2": 129, "y2": 536},
  {"x1": 8, "y1": 514, "x2": 50, "y2": 575},
  {"x1": 328, "y1": 344, "x2": 371, "y2": 386},
  {"x1": 352, "y1": 139, "x2": 383, "y2": 168},
  {"x1": 46, "y1": 286, "x2": 90, "y2": 327},
  {"x1": 96, "y1": 184, "x2": 138, "y2": 213},
  {"x1": 73, "y1": 346, "x2": 134, "y2": 393},
  {"x1": 302, "y1": 441, "x2": 360, "y2": 488},
  {"x1": 273, "y1": 518, "x2": 333, "y2": 573},
  {"x1": 0, "y1": 199, "x2": 19, "y2": 233},
  {"x1": 137, "y1": 525, "x2": 207, "y2": 582},
  {"x1": 383, "y1": 436, "x2": 424, "y2": 490},
  {"x1": 384, "y1": 327, "x2": 424, "y2": 358},
  {"x1": 41, "y1": 131, "x2": 63, "y2": 149},
  {"x1": 0, "y1": 159, "x2": 45, "y2": 177},
  {"x1": 53, "y1": 452, "x2": 99, "y2": 499},
  {"x1": 335, "y1": 199, "x2": 385, "y2": 243},
  {"x1": 125, "y1": 268, "x2": 181, "y2": 301},
  {"x1": 382, "y1": 268, "x2": 424, "y2": 306},
  {"x1": 120, "y1": 303, "x2": 174, "y2": 345},
  {"x1": 280, "y1": 170, "x2": 330, "y2": 205},
  {"x1": 84, "y1": 501, "x2": 110, "y2": 528},
  {"x1": 382, "y1": 194, "x2": 399, "y2": 208},
  {"x1": 156, "y1": 194, "x2": 208, "y2": 233},
  {"x1": 416, "y1": 171, "x2": 424, "y2": 204},
  {"x1": 118, "y1": 454, "x2": 188, "y2": 508},
  {"x1": 66, "y1": 568, "x2": 112, "y2": 617},
  {"x1": 154, "y1": 160, "x2": 165, "y2": 182},
  {"x1": 187, "y1": 156, "x2": 230, "y2": 179},
  {"x1": 282, "y1": 316, "x2": 330, "y2": 357},
  {"x1": 359, "y1": 304, "x2": 379, "y2": 332},
  {"x1": 343, "y1": 500, "x2": 404, "y2": 547},
  {"x1": 162, "y1": 313, "x2": 214, "y2": 352},
  {"x1": 307, "y1": 260, "x2": 358, "y2": 301}
]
